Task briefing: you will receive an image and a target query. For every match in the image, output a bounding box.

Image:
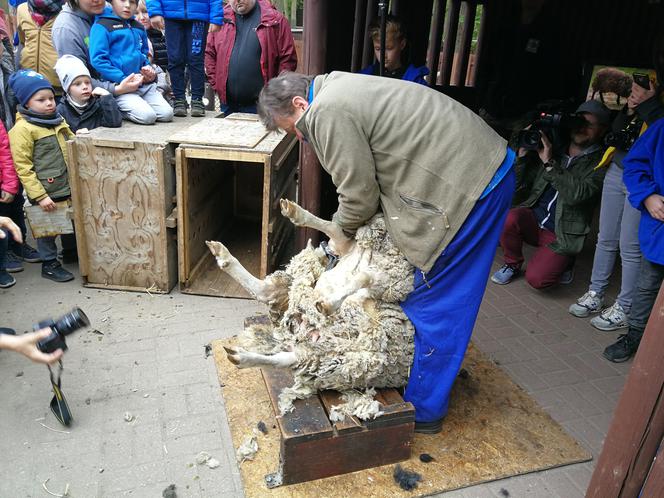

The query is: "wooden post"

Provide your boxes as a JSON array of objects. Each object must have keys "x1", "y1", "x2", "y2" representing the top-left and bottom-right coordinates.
[
  {"x1": 426, "y1": 0, "x2": 446, "y2": 87},
  {"x1": 351, "y1": 0, "x2": 367, "y2": 72},
  {"x1": 440, "y1": 0, "x2": 461, "y2": 86},
  {"x1": 586, "y1": 282, "x2": 664, "y2": 498},
  {"x1": 298, "y1": 0, "x2": 328, "y2": 249}
]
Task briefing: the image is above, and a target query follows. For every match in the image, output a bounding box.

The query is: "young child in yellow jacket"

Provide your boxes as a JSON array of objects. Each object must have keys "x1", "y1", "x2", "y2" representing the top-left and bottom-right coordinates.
[{"x1": 8, "y1": 69, "x2": 75, "y2": 283}]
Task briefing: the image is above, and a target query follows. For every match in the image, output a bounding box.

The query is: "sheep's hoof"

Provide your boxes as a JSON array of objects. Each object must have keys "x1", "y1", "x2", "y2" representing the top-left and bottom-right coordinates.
[
  {"x1": 224, "y1": 345, "x2": 240, "y2": 365},
  {"x1": 206, "y1": 240, "x2": 231, "y2": 268},
  {"x1": 315, "y1": 299, "x2": 332, "y2": 316},
  {"x1": 280, "y1": 199, "x2": 303, "y2": 225}
]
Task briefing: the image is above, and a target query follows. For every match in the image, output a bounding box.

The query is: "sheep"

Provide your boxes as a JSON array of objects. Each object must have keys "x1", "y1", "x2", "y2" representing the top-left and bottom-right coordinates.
[{"x1": 206, "y1": 199, "x2": 415, "y2": 419}]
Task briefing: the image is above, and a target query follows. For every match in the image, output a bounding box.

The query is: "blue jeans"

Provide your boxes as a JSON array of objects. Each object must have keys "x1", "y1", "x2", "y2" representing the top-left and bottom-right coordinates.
[
  {"x1": 37, "y1": 233, "x2": 76, "y2": 262},
  {"x1": 401, "y1": 168, "x2": 516, "y2": 422},
  {"x1": 164, "y1": 19, "x2": 208, "y2": 101}
]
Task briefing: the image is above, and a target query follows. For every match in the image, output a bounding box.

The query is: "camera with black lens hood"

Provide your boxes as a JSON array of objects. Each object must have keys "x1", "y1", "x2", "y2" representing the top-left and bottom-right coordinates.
[
  {"x1": 604, "y1": 118, "x2": 643, "y2": 151},
  {"x1": 517, "y1": 111, "x2": 587, "y2": 151},
  {"x1": 34, "y1": 307, "x2": 90, "y2": 354}
]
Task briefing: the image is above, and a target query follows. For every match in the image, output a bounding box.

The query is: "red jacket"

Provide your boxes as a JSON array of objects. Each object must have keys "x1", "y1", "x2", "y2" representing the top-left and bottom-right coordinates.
[
  {"x1": 205, "y1": 0, "x2": 297, "y2": 104},
  {"x1": 0, "y1": 122, "x2": 18, "y2": 195}
]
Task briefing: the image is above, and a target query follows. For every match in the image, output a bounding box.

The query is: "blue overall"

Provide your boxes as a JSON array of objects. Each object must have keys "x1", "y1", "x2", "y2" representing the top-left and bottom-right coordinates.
[{"x1": 401, "y1": 152, "x2": 516, "y2": 423}]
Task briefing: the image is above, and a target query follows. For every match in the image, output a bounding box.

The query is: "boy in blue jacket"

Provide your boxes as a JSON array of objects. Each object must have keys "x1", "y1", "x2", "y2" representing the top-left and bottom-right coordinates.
[
  {"x1": 603, "y1": 117, "x2": 664, "y2": 362},
  {"x1": 89, "y1": 0, "x2": 173, "y2": 125},
  {"x1": 147, "y1": 0, "x2": 222, "y2": 117}
]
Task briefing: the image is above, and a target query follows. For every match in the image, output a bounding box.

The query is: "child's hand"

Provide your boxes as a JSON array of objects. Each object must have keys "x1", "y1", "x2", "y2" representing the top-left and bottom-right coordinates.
[
  {"x1": 115, "y1": 73, "x2": 143, "y2": 95},
  {"x1": 39, "y1": 196, "x2": 56, "y2": 212},
  {"x1": 644, "y1": 194, "x2": 664, "y2": 221},
  {"x1": 0, "y1": 190, "x2": 14, "y2": 203},
  {"x1": 141, "y1": 65, "x2": 156, "y2": 83},
  {"x1": 150, "y1": 15, "x2": 165, "y2": 31},
  {"x1": 76, "y1": 128, "x2": 90, "y2": 136},
  {"x1": 209, "y1": 23, "x2": 221, "y2": 33},
  {"x1": 92, "y1": 87, "x2": 110, "y2": 97}
]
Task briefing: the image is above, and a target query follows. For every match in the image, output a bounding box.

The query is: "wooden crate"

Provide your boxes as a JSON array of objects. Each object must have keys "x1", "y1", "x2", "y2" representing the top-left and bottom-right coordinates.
[
  {"x1": 68, "y1": 116, "x2": 208, "y2": 293},
  {"x1": 175, "y1": 115, "x2": 299, "y2": 298},
  {"x1": 261, "y1": 367, "x2": 415, "y2": 487}
]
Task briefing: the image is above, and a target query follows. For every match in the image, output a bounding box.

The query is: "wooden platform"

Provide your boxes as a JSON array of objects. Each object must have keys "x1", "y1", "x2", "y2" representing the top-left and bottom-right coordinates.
[{"x1": 212, "y1": 337, "x2": 592, "y2": 496}]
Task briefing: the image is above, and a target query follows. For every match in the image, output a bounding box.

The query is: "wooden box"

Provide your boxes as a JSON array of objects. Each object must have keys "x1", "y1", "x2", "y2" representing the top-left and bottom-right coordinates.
[
  {"x1": 261, "y1": 367, "x2": 415, "y2": 487},
  {"x1": 173, "y1": 115, "x2": 299, "y2": 298},
  {"x1": 68, "y1": 117, "x2": 207, "y2": 293}
]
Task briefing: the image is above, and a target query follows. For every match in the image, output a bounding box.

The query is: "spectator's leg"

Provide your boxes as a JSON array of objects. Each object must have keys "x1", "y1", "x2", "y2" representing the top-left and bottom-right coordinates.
[
  {"x1": 165, "y1": 20, "x2": 187, "y2": 101},
  {"x1": 0, "y1": 227, "x2": 15, "y2": 287},
  {"x1": 115, "y1": 92, "x2": 157, "y2": 125},
  {"x1": 0, "y1": 185, "x2": 27, "y2": 254},
  {"x1": 524, "y1": 229, "x2": 574, "y2": 289},
  {"x1": 588, "y1": 163, "x2": 623, "y2": 296},
  {"x1": 141, "y1": 83, "x2": 174, "y2": 122},
  {"x1": 186, "y1": 20, "x2": 209, "y2": 101},
  {"x1": 499, "y1": 206, "x2": 540, "y2": 267},
  {"x1": 616, "y1": 179, "x2": 643, "y2": 312}
]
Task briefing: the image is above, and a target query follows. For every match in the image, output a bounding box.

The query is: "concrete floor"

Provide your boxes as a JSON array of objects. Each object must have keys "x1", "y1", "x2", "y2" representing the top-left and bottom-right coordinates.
[{"x1": 0, "y1": 245, "x2": 631, "y2": 497}]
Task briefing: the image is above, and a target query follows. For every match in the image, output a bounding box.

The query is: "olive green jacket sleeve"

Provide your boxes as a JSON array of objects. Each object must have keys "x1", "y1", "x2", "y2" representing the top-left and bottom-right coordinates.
[{"x1": 8, "y1": 120, "x2": 48, "y2": 202}]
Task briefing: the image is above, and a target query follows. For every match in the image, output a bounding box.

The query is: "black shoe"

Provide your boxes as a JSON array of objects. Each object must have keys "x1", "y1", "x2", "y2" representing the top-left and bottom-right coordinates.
[
  {"x1": 41, "y1": 260, "x2": 74, "y2": 283},
  {"x1": 190, "y1": 99, "x2": 205, "y2": 117},
  {"x1": 173, "y1": 99, "x2": 188, "y2": 117},
  {"x1": 603, "y1": 333, "x2": 640, "y2": 363},
  {"x1": 13, "y1": 243, "x2": 41, "y2": 263},
  {"x1": 0, "y1": 270, "x2": 16, "y2": 288},
  {"x1": 414, "y1": 419, "x2": 443, "y2": 434},
  {"x1": 0, "y1": 327, "x2": 16, "y2": 335}
]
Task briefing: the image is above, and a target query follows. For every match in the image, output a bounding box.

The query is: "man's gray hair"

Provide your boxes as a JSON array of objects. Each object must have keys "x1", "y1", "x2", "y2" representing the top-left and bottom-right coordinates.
[{"x1": 258, "y1": 72, "x2": 314, "y2": 132}]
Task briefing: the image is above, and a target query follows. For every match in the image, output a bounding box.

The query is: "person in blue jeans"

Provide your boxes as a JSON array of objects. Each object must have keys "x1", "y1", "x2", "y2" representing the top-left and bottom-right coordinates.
[
  {"x1": 603, "y1": 116, "x2": 664, "y2": 362},
  {"x1": 146, "y1": 0, "x2": 222, "y2": 117}
]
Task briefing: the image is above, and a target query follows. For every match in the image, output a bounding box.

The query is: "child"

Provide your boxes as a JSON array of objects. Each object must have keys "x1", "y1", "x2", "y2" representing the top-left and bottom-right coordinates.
[
  {"x1": 55, "y1": 54, "x2": 123, "y2": 134},
  {"x1": 8, "y1": 69, "x2": 75, "y2": 282},
  {"x1": 89, "y1": 0, "x2": 173, "y2": 125},
  {"x1": 136, "y1": 0, "x2": 168, "y2": 72},
  {"x1": 359, "y1": 15, "x2": 429, "y2": 86},
  {"x1": 0, "y1": 119, "x2": 19, "y2": 287},
  {"x1": 146, "y1": 0, "x2": 222, "y2": 117},
  {"x1": 603, "y1": 116, "x2": 664, "y2": 362},
  {"x1": 16, "y1": 0, "x2": 63, "y2": 98}
]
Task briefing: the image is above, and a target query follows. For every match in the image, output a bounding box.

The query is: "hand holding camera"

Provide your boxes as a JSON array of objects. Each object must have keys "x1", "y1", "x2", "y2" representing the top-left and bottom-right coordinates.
[
  {"x1": 628, "y1": 73, "x2": 656, "y2": 109},
  {"x1": 34, "y1": 307, "x2": 90, "y2": 354}
]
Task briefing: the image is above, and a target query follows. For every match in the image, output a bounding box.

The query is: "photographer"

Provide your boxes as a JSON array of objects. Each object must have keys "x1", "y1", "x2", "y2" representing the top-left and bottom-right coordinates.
[{"x1": 492, "y1": 100, "x2": 609, "y2": 288}]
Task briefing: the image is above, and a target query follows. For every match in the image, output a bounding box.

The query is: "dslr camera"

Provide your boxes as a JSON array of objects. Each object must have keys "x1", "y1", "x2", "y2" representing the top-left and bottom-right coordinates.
[
  {"x1": 517, "y1": 111, "x2": 587, "y2": 151},
  {"x1": 34, "y1": 307, "x2": 90, "y2": 354},
  {"x1": 604, "y1": 118, "x2": 642, "y2": 151}
]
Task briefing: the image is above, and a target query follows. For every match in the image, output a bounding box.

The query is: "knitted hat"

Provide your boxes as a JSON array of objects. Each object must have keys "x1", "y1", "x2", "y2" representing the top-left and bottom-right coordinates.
[
  {"x1": 8, "y1": 69, "x2": 54, "y2": 107},
  {"x1": 55, "y1": 55, "x2": 92, "y2": 94}
]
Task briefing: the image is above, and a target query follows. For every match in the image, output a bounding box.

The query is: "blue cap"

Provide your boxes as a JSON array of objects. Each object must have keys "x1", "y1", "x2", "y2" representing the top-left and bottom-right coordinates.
[{"x1": 9, "y1": 70, "x2": 54, "y2": 108}]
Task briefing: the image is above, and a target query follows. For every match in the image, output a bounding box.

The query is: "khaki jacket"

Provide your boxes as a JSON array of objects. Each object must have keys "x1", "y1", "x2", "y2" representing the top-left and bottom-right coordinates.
[
  {"x1": 8, "y1": 114, "x2": 74, "y2": 202},
  {"x1": 17, "y1": 3, "x2": 62, "y2": 94},
  {"x1": 296, "y1": 72, "x2": 508, "y2": 272}
]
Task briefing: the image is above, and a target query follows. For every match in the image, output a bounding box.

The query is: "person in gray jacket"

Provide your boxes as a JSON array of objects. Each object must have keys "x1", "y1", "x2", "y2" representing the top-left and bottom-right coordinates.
[
  {"x1": 258, "y1": 71, "x2": 516, "y2": 434},
  {"x1": 52, "y1": 0, "x2": 141, "y2": 97}
]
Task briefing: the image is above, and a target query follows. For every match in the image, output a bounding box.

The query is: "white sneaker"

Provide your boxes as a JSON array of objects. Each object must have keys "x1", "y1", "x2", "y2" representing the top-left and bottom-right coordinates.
[
  {"x1": 569, "y1": 290, "x2": 603, "y2": 318},
  {"x1": 591, "y1": 302, "x2": 628, "y2": 331}
]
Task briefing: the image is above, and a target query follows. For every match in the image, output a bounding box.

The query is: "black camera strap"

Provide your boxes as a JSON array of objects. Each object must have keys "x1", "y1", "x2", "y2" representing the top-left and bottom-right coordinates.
[{"x1": 48, "y1": 361, "x2": 73, "y2": 426}]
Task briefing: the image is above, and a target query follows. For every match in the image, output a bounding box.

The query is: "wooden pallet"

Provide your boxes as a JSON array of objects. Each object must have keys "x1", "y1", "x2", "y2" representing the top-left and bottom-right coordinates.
[{"x1": 261, "y1": 367, "x2": 414, "y2": 487}]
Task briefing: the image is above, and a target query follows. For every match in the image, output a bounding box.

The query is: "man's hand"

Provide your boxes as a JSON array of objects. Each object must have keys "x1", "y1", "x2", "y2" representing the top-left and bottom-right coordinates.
[
  {"x1": 0, "y1": 215, "x2": 22, "y2": 242},
  {"x1": 38, "y1": 196, "x2": 56, "y2": 212},
  {"x1": 91, "y1": 87, "x2": 110, "y2": 97},
  {"x1": 150, "y1": 15, "x2": 165, "y2": 31},
  {"x1": 628, "y1": 81, "x2": 657, "y2": 109},
  {"x1": 140, "y1": 65, "x2": 156, "y2": 83},
  {"x1": 0, "y1": 190, "x2": 14, "y2": 203},
  {"x1": 209, "y1": 23, "x2": 221, "y2": 33},
  {"x1": 644, "y1": 194, "x2": 664, "y2": 221},
  {"x1": 114, "y1": 73, "x2": 143, "y2": 95},
  {"x1": 3, "y1": 329, "x2": 64, "y2": 365},
  {"x1": 537, "y1": 131, "x2": 553, "y2": 165}
]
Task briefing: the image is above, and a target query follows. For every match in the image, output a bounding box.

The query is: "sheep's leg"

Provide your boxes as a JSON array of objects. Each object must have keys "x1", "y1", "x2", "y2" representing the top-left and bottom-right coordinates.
[
  {"x1": 280, "y1": 199, "x2": 353, "y2": 256},
  {"x1": 316, "y1": 271, "x2": 373, "y2": 315},
  {"x1": 224, "y1": 346, "x2": 298, "y2": 369},
  {"x1": 206, "y1": 240, "x2": 280, "y2": 302}
]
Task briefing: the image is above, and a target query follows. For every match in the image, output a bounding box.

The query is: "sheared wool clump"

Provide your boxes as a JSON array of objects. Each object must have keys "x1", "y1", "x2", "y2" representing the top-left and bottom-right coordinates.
[
  {"x1": 238, "y1": 215, "x2": 415, "y2": 419},
  {"x1": 329, "y1": 388, "x2": 384, "y2": 422}
]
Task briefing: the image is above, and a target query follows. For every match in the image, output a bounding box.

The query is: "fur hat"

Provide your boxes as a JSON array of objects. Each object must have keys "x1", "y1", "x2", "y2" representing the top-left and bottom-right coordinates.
[
  {"x1": 8, "y1": 69, "x2": 54, "y2": 107},
  {"x1": 55, "y1": 55, "x2": 91, "y2": 94}
]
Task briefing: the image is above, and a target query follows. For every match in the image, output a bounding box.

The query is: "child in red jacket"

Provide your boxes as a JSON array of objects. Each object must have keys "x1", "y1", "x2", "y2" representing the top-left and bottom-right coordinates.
[{"x1": 0, "y1": 121, "x2": 20, "y2": 287}]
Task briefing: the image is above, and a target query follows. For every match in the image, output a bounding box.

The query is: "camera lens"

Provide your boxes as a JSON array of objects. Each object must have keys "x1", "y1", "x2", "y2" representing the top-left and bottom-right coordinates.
[{"x1": 55, "y1": 307, "x2": 90, "y2": 336}]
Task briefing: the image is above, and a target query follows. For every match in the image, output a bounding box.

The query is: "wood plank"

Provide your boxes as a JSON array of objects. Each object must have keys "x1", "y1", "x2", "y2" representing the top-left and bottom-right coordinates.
[
  {"x1": 640, "y1": 439, "x2": 664, "y2": 497},
  {"x1": 66, "y1": 140, "x2": 90, "y2": 279},
  {"x1": 587, "y1": 283, "x2": 664, "y2": 498},
  {"x1": 318, "y1": 390, "x2": 364, "y2": 434},
  {"x1": 175, "y1": 146, "x2": 188, "y2": 284},
  {"x1": 183, "y1": 145, "x2": 267, "y2": 163},
  {"x1": 261, "y1": 367, "x2": 333, "y2": 442},
  {"x1": 260, "y1": 157, "x2": 271, "y2": 278},
  {"x1": 169, "y1": 118, "x2": 269, "y2": 148},
  {"x1": 24, "y1": 201, "x2": 73, "y2": 238}
]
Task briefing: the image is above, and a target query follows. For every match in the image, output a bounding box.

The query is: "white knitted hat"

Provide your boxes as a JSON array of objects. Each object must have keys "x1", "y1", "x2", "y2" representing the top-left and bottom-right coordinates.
[{"x1": 54, "y1": 55, "x2": 91, "y2": 94}]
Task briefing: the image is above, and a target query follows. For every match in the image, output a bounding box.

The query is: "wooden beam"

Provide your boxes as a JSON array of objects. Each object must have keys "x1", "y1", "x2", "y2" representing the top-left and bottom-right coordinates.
[
  {"x1": 426, "y1": 0, "x2": 446, "y2": 87},
  {"x1": 586, "y1": 282, "x2": 664, "y2": 498},
  {"x1": 440, "y1": 0, "x2": 461, "y2": 86},
  {"x1": 454, "y1": 1, "x2": 476, "y2": 86},
  {"x1": 351, "y1": 0, "x2": 368, "y2": 72}
]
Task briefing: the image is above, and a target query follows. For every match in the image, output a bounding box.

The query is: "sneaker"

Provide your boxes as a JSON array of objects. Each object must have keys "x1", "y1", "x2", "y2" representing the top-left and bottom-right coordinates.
[
  {"x1": 0, "y1": 327, "x2": 16, "y2": 335},
  {"x1": 5, "y1": 251, "x2": 23, "y2": 273},
  {"x1": 414, "y1": 419, "x2": 443, "y2": 434},
  {"x1": 0, "y1": 270, "x2": 16, "y2": 288},
  {"x1": 569, "y1": 290, "x2": 603, "y2": 318},
  {"x1": 559, "y1": 268, "x2": 574, "y2": 285},
  {"x1": 41, "y1": 260, "x2": 74, "y2": 283},
  {"x1": 13, "y1": 243, "x2": 41, "y2": 263},
  {"x1": 173, "y1": 99, "x2": 188, "y2": 117},
  {"x1": 491, "y1": 264, "x2": 520, "y2": 285},
  {"x1": 603, "y1": 333, "x2": 640, "y2": 363},
  {"x1": 190, "y1": 99, "x2": 205, "y2": 117},
  {"x1": 591, "y1": 302, "x2": 628, "y2": 331}
]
